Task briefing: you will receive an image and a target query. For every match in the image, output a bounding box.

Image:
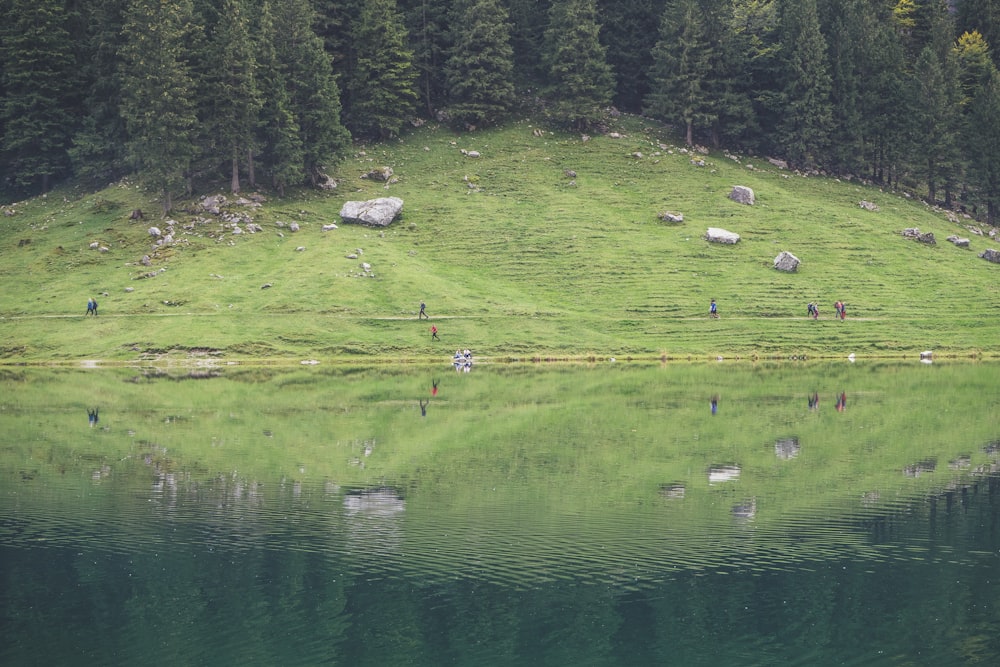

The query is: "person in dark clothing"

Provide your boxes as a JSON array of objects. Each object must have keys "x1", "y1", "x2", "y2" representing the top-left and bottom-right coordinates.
[
  {"x1": 86, "y1": 297, "x2": 98, "y2": 316},
  {"x1": 88, "y1": 408, "x2": 99, "y2": 427},
  {"x1": 419, "y1": 301, "x2": 428, "y2": 319}
]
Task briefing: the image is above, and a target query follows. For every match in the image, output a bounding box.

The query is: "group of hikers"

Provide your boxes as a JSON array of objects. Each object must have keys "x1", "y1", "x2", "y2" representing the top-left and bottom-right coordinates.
[
  {"x1": 710, "y1": 298, "x2": 847, "y2": 320},
  {"x1": 807, "y1": 300, "x2": 847, "y2": 320}
]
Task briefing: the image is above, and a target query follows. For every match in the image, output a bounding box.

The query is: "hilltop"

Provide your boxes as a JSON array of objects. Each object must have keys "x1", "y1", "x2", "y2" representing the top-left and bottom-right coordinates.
[{"x1": 1, "y1": 115, "x2": 998, "y2": 364}]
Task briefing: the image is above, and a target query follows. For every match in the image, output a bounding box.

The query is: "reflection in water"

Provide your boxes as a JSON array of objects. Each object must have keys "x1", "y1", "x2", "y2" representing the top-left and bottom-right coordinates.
[
  {"x1": 774, "y1": 437, "x2": 800, "y2": 460},
  {"x1": 1, "y1": 363, "x2": 999, "y2": 665},
  {"x1": 836, "y1": 391, "x2": 847, "y2": 412},
  {"x1": 87, "y1": 407, "x2": 99, "y2": 427}
]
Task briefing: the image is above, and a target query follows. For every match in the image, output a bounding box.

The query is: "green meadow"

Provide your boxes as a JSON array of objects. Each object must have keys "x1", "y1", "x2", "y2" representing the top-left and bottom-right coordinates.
[{"x1": 2, "y1": 115, "x2": 998, "y2": 363}]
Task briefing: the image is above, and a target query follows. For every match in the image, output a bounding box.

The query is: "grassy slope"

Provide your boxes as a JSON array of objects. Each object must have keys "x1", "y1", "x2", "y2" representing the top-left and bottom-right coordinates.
[{"x1": 1, "y1": 115, "x2": 998, "y2": 362}]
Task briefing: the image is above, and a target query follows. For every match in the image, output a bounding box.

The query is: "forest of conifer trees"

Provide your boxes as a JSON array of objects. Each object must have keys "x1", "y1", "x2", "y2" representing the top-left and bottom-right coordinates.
[{"x1": 1, "y1": 0, "x2": 999, "y2": 222}]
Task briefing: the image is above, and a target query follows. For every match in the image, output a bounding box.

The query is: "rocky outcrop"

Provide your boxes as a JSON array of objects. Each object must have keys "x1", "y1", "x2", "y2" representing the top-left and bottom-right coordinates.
[{"x1": 339, "y1": 197, "x2": 404, "y2": 227}]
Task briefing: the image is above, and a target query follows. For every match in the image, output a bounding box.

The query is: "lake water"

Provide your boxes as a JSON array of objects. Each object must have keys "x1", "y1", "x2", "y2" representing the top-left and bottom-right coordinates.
[{"x1": 1, "y1": 361, "x2": 998, "y2": 666}]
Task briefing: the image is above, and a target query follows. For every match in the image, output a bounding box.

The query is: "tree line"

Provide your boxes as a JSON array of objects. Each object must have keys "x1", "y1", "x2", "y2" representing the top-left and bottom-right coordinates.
[{"x1": 1, "y1": 0, "x2": 999, "y2": 223}]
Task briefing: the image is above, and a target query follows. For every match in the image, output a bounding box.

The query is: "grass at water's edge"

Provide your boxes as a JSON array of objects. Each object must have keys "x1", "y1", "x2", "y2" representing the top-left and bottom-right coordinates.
[{"x1": 2, "y1": 114, "x2": 998, "y2": 363}]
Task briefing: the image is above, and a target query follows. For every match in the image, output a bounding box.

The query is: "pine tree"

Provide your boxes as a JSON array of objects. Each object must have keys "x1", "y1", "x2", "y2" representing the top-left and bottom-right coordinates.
[
  {"x1": 909, "y1": 46, "x2": 960, "y2": 204},
  {"x1": 119, "y1": 0, "x2": 200, "y2": 213},
  {"x1": 543, "y1": 0, "x2": 616, "y2": 131},
  {"x1": 254, "y1": 0, "x2": 304, "y2": 195},
  {"x1": 775, "y1": 0, "x2": 832, "y2": 169},
  {"x1": 644, "y1": 0, "x2": 713, "y2": 146},
  {"x1": 0, "y1": 0, "x2": 81, "y2": 194},
  {"x1": 508, "y1": 0, "x2": 553, "y2": 86},
  {"x1": 69, "y1": 0, "x2": 130, "y2": 187},
  {"x1": 598, "y1": 0, "x2": 664, "y2": 113},
  {"x1": 273, "y1": 0, "x2": 350, "y2": 184},
  {"x1": 209, "y1": 0, "x2": 261, "y2": 193},
  {"x1": 401, "y1": 0, "x2": 453, "y2": 116},
  {"x1": 344, "y1": 0, "x2": 418, "y2": 140},
  {"x1": 444, "y1": 0, "x2": 516, "y2": 129},
  {"x1": 966, "y1": 66, "x2": 1000, "y2": 224}
]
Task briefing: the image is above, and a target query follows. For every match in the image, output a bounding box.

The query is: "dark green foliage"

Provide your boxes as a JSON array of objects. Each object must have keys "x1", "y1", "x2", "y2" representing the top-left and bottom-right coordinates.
[
  {"x1": 209, "y1": 0, "x2": 261, "y2": 193},
  {"x1": 774, "y1": 0, "x2": 832, "y2": 169},
  {"x1": 402, "y1": 0, "x2": 453, "y2": 116},
  {"x1": 966, "y1": 67, "x2": 1000, "y2": 223},
  {"x1": 543, "y1": 0, "x2": 616, "y2": 131},
  {"x1": 644, "y1": 0, "x2": 714, "y2": 146},
  {"x1": 598, "y1": 0, "x2": 665, "y2": 112},
  {"x1": 118, "y1": 0, "x2": 200, "y2": 213},
  {"x1": 0, "y1": 0, "x2": 81, "y2": 194},
  {"x1": 957, "y1": 0, "x2": 1000, "y2": 68},
  {"x1": 272, "y1": 0, "x2": 349, "y2": 182},
  {"x1": 343, "y1": 0, "x2": 418, "y2": 140},
  {"x1": 444, "y1": 0, "x2": 516, "y2": 129}
]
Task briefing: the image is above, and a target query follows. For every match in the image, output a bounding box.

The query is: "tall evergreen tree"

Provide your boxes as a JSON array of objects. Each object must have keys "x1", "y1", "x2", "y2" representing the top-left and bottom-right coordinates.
[
  {"x1": 728, "y1": 0, "x2": 780, "y2": 152},
  {"x1": 273, "y1": 0, "x2": 350, "y2": 183},
  {"x1": 909, "y1": 45, "x2": 960, "y2": 204},
  {"x1": 543, "y1": 0, "x2": 616, "y2": 131},
  {"x1": 69, "y1": 0, "x2": 130, "y2": 187},
  {"x1": 119, "y1": 0, "x2": 200, "y2": 213},
  {"x1": 775, "y1": 0, "x2": 832, "y2": 168},
  {"x1": 965, "y1": 66, "x2": 1000, "y2": 224},
  {"x1": 344, "y1": 0, "x2": 418, "y2": 139},
  {"x1": 0, "y1": 0, "x2": 81, "y2": 193},
  {"x1": 819, "y1": 0, "x2": 865, "y2": 174},
  {"x1": 401, "y1": 0, "x2": 453, "y2": 116},
  {"x1": 508, "y1": 0, "x2": 553, "y2": 86},
  {"x1": 444, "y1": 0, "x2": 516, "y2": 129},
  {"x1": 254, "y1": 1, "x2": 304, "y2": 195},
  {"x1": 209, "y1": 0, "x2": 261, "y2": 193},
  {"x1": 598, "y1": 0, "x2": 664, "y2": 112},
  {"x1": 644, "y1": 0, "x2": 713, "y2": 146}
]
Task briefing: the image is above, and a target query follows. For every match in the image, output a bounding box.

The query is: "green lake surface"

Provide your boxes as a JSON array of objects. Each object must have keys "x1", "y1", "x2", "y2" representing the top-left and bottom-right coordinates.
[{"x1": 1, "y1": 361, "x2": 998, "y2": 665}]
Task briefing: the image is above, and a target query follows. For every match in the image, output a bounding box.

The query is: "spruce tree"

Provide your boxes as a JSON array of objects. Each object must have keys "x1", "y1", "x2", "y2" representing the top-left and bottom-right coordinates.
[
  {"x1": 966, "y1": 67, "x2": 1000, "y2": 224},
  {"x1": 543, "y1": 0, "x2": 616, "y2": 131},
  {"x1": 273, "y1": 0, "x2": 350, "y2": 184},
  {"x1": 444, "y1": 0, "x2": 516, "y2": 129},
  {"x1": 205, "y1": 0, "x2": 261, "y2": 193},
  {"x1": 598, "y1": 0, "x2": 664, "y2": 113},
  {"x1": 69, "y1": 0, "x2": 130, "y2": 188},
  {"x1": 644, "y1": 0, "x2": 713, "y2": 146},
  {"x1": 344, "y1": 0, "x2": 418, "y2": 140},
  {"x1": 402, "y1": 0, "x2": 453, "y2": 116},
  {"x1": 775, "y1": 0, "x2": 832, "y2": 169},
  {"x1": 0, "y1": 0, "x2": 80, "y2": 193},
  {"x1": 909, "y1": 46, "x2": 960, "y2": 204},
  {"x1": 119, "y1": 0, "x2": 200, "y2": 213},
  {"x1": 254, "y1": 1, "x2": 304, "y2": 195}
]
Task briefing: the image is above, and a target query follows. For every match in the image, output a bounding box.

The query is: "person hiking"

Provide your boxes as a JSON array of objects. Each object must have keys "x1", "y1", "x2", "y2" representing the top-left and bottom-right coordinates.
[
  {"x1": 419, "y1": 301, "x2": 428, "y2": 319},
  {"x1": 709, "y1": 299, "x2": 718, "y2": 318},
  {"x1": 834, "y1": 301, "x2": 846, "y2": 320},
  {"x1": 86, "y1": 297, "x2": 98, "y2": 316},
  {"x1": 431, "y1": 325, "x2": 439, "y2": 341}
]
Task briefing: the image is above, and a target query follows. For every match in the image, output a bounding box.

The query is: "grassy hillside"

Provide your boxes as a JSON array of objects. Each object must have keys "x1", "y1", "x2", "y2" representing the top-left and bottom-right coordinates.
[{"x1": 1, "y1": 115, "x2": 998, "y2": 363}]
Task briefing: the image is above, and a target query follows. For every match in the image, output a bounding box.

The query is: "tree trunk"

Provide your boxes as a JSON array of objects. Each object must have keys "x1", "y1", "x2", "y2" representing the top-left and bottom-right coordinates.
[
  {"x1": 247, "y1": 148, "x2": 256, "y2": 189},
  {"x1": 686, "y1": 119, "x2": 693, "y2": 147},
  {"x1": 231, "y1": 153, "x2": 240, "y2": 194}
]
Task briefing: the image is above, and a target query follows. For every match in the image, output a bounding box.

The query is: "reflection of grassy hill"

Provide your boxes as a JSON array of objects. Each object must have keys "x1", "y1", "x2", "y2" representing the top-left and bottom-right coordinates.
[
  {"x1": 2, "y1": 363, "x2": 997, "y2": 522},
  {"x1": 1, "y1": 115, "x2": 998, "y2": 362}
]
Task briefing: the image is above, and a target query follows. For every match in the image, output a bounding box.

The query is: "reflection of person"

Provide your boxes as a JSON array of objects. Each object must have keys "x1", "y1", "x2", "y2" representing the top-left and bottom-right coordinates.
[
  {"x1": 419, "y1": 399, "x2": 428, "y2": 417},
  {"x1": 710, "y1": 395, "x2": 719, "y2": 415},
  {"x1": 432, "y1": 379, "x2": 439, "y2": 396},
  {"x1": 87, "y1": 408, "x2": 99, "y2": 427},
  {"x1": 808, "y1": 392, "x2": 819, "y2": 411},
  {"x1": 836, "y1": 392, "x2": 846, "y2": 412},
  {"x1": 419, "y1": 301, "x2": 428, "y2": 319}
]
